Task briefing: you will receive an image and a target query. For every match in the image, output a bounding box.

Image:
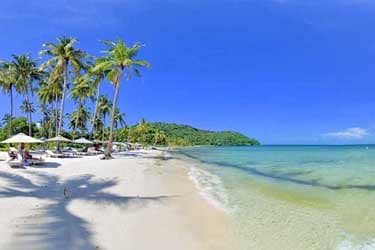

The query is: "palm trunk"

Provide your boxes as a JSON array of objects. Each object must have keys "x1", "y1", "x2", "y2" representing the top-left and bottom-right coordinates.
[
  {"x1": 9, "y1": 85, "x2": 13, "y2": 137},
  {"x1": 57, "y1": 60, "x2": 68, "y2": 151},
  {"x1": 106, "y1": 71, "x2": 123, "y2": 157},
  {"x1": 127, "y1": 126, "x2": 131, "y2": 144},
  {"x1": 55, "y1": 94, "x2": 58, "y2": 136},
  {"x1": 91, "y1": 82, "x2": 101, "y2": 138},
  {"x1": 73, "y1": 105, "x2": 80, "y2": 141},
  {"x1": 25, "y1": 93, "x2": 32, "y2": 136}
]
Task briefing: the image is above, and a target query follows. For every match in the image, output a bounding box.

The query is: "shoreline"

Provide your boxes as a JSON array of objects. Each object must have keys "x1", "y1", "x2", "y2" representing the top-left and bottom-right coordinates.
[{"x1": 0, "y1": 149, "x2": 238, "y2": 250}]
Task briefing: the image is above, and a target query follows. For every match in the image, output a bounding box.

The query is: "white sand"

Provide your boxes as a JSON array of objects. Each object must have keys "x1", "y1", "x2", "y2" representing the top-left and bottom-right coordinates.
[{"x1": 0, "y1": 150, "x2": 237, "y2": 250}]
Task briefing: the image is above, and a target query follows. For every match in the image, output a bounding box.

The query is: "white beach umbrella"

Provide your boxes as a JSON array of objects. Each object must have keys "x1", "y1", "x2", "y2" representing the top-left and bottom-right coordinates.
[
  {"x1": 46, "y1": 135, "x2": 72, "y2": 142},
  {"x1": 1, "y1": 133, "x2": 44, "y2": 144},
  {"x1": 74, "y1": 138, "x2": 93, "y2": 144}
]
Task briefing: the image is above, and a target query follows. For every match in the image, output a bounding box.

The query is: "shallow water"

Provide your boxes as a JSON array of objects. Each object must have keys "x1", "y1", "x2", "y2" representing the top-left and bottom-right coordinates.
[{"x1": 175, "y1": 146, "x2": 375, "y2": 250}]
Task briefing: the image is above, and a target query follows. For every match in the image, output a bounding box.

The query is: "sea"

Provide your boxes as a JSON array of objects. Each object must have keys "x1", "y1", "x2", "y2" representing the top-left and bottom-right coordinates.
[{"x1": 174, "y1": 145, "x2": 375, "y2": 250}]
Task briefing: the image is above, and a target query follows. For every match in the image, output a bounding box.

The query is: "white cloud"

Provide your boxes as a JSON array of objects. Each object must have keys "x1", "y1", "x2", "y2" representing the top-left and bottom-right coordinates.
[{"x1": 322, "y1": 127, "x2": 369, "y2": 139}]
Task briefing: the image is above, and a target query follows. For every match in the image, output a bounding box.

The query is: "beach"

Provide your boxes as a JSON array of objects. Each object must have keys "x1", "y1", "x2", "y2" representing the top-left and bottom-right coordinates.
[
  {"x1": 0, "y1": 149, "x2": 237, "y2": 250},
  {"x1": 2, "y1": 146, "x2": 375, "y2": 250}
]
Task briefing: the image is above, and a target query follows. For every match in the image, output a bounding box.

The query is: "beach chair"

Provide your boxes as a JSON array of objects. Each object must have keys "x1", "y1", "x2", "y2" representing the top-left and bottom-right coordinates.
[
  {"x1": 87, "y1": 148, "x2": 102, "y2": 155},
  {"x1": 7, "y1": 160, "x2": 24, "y2": 168},
  {"x1": 46, "y1": 150, "x2": 65, "y2": 158},
  {"x1": 6, "y1": 153, "x2": 24, "y2": 168},
  {"x1": 29, "y1": 158, "x2": 46, "y2": 165}
]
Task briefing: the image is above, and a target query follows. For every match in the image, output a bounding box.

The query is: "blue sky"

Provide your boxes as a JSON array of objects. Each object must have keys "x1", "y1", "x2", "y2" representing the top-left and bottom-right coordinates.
[{"x1": 1, "y1": 0, "x2": 375, "y2": 144}]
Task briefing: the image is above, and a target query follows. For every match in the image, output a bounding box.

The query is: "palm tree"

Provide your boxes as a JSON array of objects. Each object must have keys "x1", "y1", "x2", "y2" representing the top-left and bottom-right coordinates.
[
  {"x1": 96, "y1": 95, "x2": 112, "y2": 141},
  {"x1": 20, "y1": 100, "x2": 35, "y2": 131},
  {"x1": 12, "y1": 54, "x2": 44, "y2": 136},
  {"x1": 154, "y1": 130, "x2": 167, "y2": 146},
  {"x1": 70, "y1": 77, "x2": 92, "y2": 139},
  {"x1": 85, "y1": 61, "x2": 107, "y2": 138},
  {"x1": 0, "y1": 61, "x2": 17, "y2": 136},
  {"x1": 92, "y1": 39, "x2": 150, "y2": 157},
  {"x1": 134, "y1": 118, "x2": 150, "y2": 144},
  {"x1": 113, "y1": 109, "x2": 126, "y2": 142},
  {"x1": 68, "y1": 104, "x2": 90, "y2": 137},
  {"x1": 38, "y1": 80, "x2": 60, "y2": 137},
  {"x1": 113, "y1": 108, "x2": 126, "y2": 129},
  {"x1": 97, "y1": 95, "x2": 112, "y2": 126},
  {"x1": 39, "y1": 103, "x2": 52, "y2": 138},
  {"x1": 40, "y1": 37, "x2": 87, "y2": 149}
]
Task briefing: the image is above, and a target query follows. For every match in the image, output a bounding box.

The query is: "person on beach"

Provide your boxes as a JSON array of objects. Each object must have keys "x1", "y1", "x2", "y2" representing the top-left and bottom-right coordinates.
[{"x1": 18, "y1": 143, "x2": 33, "y2": 160}]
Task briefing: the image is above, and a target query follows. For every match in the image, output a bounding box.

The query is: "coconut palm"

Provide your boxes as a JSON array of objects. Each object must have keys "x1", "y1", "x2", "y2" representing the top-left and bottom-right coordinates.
[
  {"x1": 97, "y1": 95, "x2": 112, "y2": 127},
  {"x1": 20, "y1": 100, "x2": 35, "y2": 125},
  {"x1": 84, "y1": 61, "x2": 107, "y2": 138},
  {"x1": 154, "y1": 130, "x2": 167, "y2": 146},
  {"x1": 113, "y1": 108, "x2": 126, "y2": 129},
  {"x1": 38, "y1": 78, "x2": 63, "y2": 136},
  {"x1": 40, "y1": 37, "x2": 87, "y2": 149},
  {"x1": 11, "y1": 54, "x2": 44, "y2": 136},
  {"x1": 133, "y1": 118, "x2": 150, "y2": 144},
  {"x1": 92, "y1": 38, "x2": 150, "y2": 157},
  {"x1": 92, "y1": 118, "x2": 105, "y2": 140},
  {"x1": 0, "y1": 61, "x2": 17, "y2": 136},
  {"x1": 95, "y1": 95, "x2": 112, "y2": 141},
  {"x1": 70, "y1": 77, "x2": 93, "y2": 139},
  {"x1": 68, "y1": 104, "x2": 90, "y2": 137},
  {"x1": 113, "y1": 109, "x2": 126, "y2": 142},
  {"x1": 39, "y1": 103, "x2": 52, "y2": 138}
]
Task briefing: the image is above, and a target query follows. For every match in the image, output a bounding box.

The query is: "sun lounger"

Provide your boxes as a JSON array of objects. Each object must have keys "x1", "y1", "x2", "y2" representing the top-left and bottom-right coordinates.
[
  {"x1": 7, "y1": 160, "x2": 24, "y2": 168},
  {"x1": 46, "y1": 150, "x2": 65, "y2": 158},
  {"x1": 29, "y1": 158, "x2": 46, "y2": 165},
  {"x1": 87, "y1": 148, "x2": 102, "y2": 155},
  {"x1": 6, "y1": 156, "x2": 24, "y2": 168}
]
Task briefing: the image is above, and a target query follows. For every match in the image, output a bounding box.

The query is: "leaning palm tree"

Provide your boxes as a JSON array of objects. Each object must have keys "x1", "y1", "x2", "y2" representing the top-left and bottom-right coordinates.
[
  {"x1": 12, "y1": 54, "x2": 44, "y2": 136},
  {"x1": 0, "y1": 61, "x2": 17, "y2": 136},
  {"x1": 40, "y1": 37, "x2": 87, "y2": 149},
  {"x1": 92, "y1": 39, "x2": 150, "y2": 157}
]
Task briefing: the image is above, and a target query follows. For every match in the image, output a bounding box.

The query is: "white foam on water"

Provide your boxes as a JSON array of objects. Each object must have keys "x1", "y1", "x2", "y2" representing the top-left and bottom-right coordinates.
[
  {"x1": 188, "y1": 165, "x2": 235, "y2": 213},
  {"x1": 338, "y1": 238, "x2": 375, "y2": 250}
]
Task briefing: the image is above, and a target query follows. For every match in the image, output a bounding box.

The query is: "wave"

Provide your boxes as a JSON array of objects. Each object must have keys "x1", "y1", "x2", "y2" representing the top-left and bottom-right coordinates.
[
  {"x1": 338, "y1": 238, "x2": 375, "y2": 250},
  {"x1": 188, "y1": 165, "x2": 234, "y2": 213}
]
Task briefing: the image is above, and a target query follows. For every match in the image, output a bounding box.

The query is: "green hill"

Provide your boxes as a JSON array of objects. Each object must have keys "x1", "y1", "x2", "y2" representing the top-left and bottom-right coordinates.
[{"x1": 121, "y1": 122, "x2": 260, "y2": 147}]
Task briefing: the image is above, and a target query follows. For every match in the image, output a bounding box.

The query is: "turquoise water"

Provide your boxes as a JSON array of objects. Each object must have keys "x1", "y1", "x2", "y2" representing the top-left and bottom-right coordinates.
[{"x1": 175, "y1": 146, "x2": 375, "y2": 250}]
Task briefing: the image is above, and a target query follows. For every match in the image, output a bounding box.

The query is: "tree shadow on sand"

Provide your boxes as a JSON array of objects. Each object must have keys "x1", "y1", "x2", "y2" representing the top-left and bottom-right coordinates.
[{"x1": 0, "y1": 171, "x2": 173, "y2": 250}]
